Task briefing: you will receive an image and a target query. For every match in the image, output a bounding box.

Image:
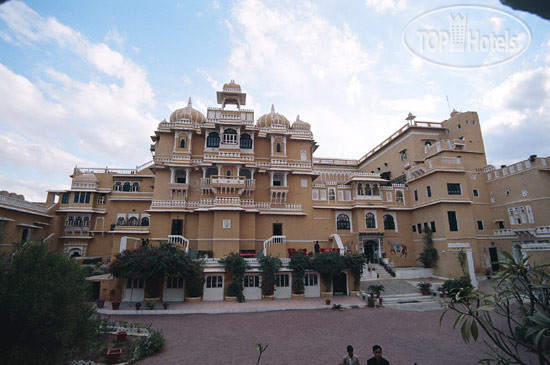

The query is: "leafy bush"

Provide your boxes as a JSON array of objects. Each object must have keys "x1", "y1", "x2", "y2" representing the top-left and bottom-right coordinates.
[
  {"x1": 259, "y1": 255, "x2": 282, "y2": 296},
  {"x1": 311, "y1": 251, "x2": 343, "y2": 291},
  {"x1": 417, "y1": 228, "x2": 439, "y2": 268},
  {"x1": 439, "y1": 277, "x2": 473, "y2": 298},
  {"x1": 417, "y1": 282, "x2": 432, "y2": 291},
  {"x1": 343, "y1": 253, "x2": 366, "y2": 290},
  {"x1": 221, "y1": 253, "x2": 249, "y2": 302},
  {"x1": 289, "y1": 251, "x2": 311, "y2": 294},
  {"x1": 131, "y1": 330, "x2": 165, "y2": 363}
]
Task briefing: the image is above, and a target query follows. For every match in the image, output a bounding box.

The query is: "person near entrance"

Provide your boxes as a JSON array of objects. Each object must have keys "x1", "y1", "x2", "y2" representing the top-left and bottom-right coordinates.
[
  {"x1": 366, "y1": 345, "x2": 389, "y2": 365},
  {"x1": 341, "y1": 345, "x2": 360, "y2": 365},
  {"x1": 314, "y1": 241, "x2": 320, "y2": 254}
]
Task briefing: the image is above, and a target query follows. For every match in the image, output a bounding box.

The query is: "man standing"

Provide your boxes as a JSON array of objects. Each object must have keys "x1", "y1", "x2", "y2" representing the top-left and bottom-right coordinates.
[
  {"x1": 342, "y1": 345, "x2": 360, "y2": 365},
  {"x1": 366, "y1": 345, "x2": 389, "y2": 365}
]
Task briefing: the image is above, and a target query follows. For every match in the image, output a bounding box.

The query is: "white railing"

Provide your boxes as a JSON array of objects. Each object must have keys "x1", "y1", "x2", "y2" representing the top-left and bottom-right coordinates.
[
  {"x1": 441, "y1": 156, "x2": 462, "y2": 165},
  {"x1": 350, "y1": 171, "x2": 381, "y2": 178},
  {"x1": 212, "y1": 176, "x2": 245, "y2": 184},
  {"x1": 0, "y1": 195, "x2": 48, "y2": 212},
  {"x1": 271, "y1": 159, "x2": 287, "y2": 165},
  {"x1": 71, "y1": 181, "x2": 98, "y2": 189},
  {"x1": 313, "y1": 158, "x2": 358, "y2": 165},
  {"x1": 493, "y1": 229, "x2": 516, "y2": 236},
  {"x1": 535, "y1": 226, "x2": 550, "y2": 235},
  {"x1": 168, "y1": 235, "x2": 189, "y2": 253},
  {"x1": 263, "y1": 235, "x2": 287, "y2": 255},
  {"x1": 245, "y1": 180, "x2": 255, "y2": 187},
  {"x1": 288, "y1": 162, "x2": 312, "y2": 169},
  {"x1": 328, "y1": 233, "x2": 345, "y2": 256},
  {"x1": 214, "y1": 197, "x2": 241, "y2": 205}
]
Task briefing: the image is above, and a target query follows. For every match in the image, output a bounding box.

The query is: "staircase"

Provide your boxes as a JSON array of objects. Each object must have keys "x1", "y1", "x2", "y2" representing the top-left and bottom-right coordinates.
[{"x1": 361, "y1": 263, "x2": 394, "y2": 280}]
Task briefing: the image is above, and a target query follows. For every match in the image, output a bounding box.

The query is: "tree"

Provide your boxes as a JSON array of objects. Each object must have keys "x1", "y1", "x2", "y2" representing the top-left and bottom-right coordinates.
[
  {"x1": 417, "y1": 228, "x2": 439, "y2": 268},
  {"x1": 311, "y1": 251, "x2": 344, "y2": 292},
  {"x1": 259, "y1": 255, "x2": 282, "y2": 296},
  {"x1": 343, "y1": 253, "x2": 366, "y2": 291},
  {"x1": 289, "y1": 251, "x2": 311, "y2": 295},
  {"x1": 441, "y1": 252, "x2": 550, "y2": 364},
  {"x1": 221, "y1": 252, "x2": 249, "y2": 302},
  {"x1": 0, "y1": 241, "x2": 100, "y2": 365}
]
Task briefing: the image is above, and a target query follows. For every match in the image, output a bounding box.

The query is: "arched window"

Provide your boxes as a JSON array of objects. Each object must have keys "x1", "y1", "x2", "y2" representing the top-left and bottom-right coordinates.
[
  {"x1": 395, "y1": 190, "x2": 404, "y2": 203},
  {"x1": 400, "y1": 151, "x2": 407, "y2": 160},
  {"x1": 276, "y1": 143, "x2": 281, "y2": 153},
  {"x1": 336, "y1": 214, "x2": 350, "y2": 230},
  {"x1": 116, "y1": 216, "x2": 125, "y2": 226},
  {"x1": 141, "y1": 216, "x2": 150, "y2": 226},
  {"x1": 131, "y1": 182, "x2": 140, "y2": 192},
  {"x1": 21, "y1": 228, "x2": 30, "y2": 242},
  {"x1": 113, "y1": 181, "x2": 122, "y2": 191},
  {"x1": 128, "y1": 216, "x2": 138, "y2": 226},
  {"x1": 372, "y1": 183, "x2": 379, "y2": 196},
  {"x1": 425, "y1": 141, "x2": 432, "y2": 146},
  {"x1": 357, "y1": 183, "x2": 363, "y2": 196},
  {"x1": 123, "y1": 182, "x2": 131, "y2": 192},
  {"x1": 67, "y1": 216, "x2": 74, "y2": 226},
  {"x1": 226, "y1": 170, "x2": 231, "y2": 176},
  {"x1": 383, "y1": 214, "x2": 395, "y2": 230},
  {"x1": 180, "y1": 139, "x2": 186, "y2": 148},
  {"x1": 272, "y1": 173, "x2": 284, "y2": 186},
  {"x1": 206, "y1": 132, "x2": 220, "y2": 147},
  {"x1": 240, "y1": 133, "x2": 252, "y2": 149},
  {"x1": 83, "y1": 217, "x2": 90, "y2": 227},
  {"x1": 69, "y1": 249, "x2": 81, "y2": 258},
  {"x1": 75, "y1": 217, "x2": 82, "y2": 227},
  {"x1": 365, "y1": 213, "x2": 376, "y2": 228},
  {"x1": 174, "y1": 170, "x2": 186, "y2": 184},
  {"x1": 205, "y1": 167, "x2": 217, "y2": 178},
  {"x1": 239, "y1": 168, "x2": 252, "y2": 179},
  {"x1": 365, "y1": 184, "x2": 372, "y2": 195},
  {"x1": 222, "y1": 128, "x2": 237, "y2": 144}
]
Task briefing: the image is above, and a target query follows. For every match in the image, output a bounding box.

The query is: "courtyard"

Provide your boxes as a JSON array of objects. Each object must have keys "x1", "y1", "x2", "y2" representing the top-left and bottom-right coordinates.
[{"x1": 109, "y1": 305, "x2": 490, "y2": 364}]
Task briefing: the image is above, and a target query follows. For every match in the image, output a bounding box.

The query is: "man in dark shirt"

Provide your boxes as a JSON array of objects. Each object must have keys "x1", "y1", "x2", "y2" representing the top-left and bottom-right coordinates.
[{"x1": 366, "y1": 345, "x2": 390, "y2": 365}]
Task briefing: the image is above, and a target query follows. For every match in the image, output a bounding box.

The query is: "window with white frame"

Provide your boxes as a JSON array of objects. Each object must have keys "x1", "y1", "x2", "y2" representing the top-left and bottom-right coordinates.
[
  {"x1": 166, "y1": 276, "x2": 184, "y2": 289},
  {"x1": 338, "y1": 190, "x2": 344, "y2": 201},
  {"x1": 328, "y1": 188, "x2": 336, "y2": 201},
  {"x1": 519, "y1": 207, "x2": 527, "y2": 224},
  {"x1": 222, "y1": 128, "x2": 238, "y2": 144},
  {"x1": 395, "y1": 190, "x2": 404, "y2": 203},
  {"x1": 336, "y1": 214, "x2": 351, "y2": 230},
  {"x1": 365, "y1": 212, "x2": 376, "y2": 229},
  {"x1": 386, "y1": 191, "x2": 392, "y2": 202},
  {"x1": 98, "y1": 193, "x2": 106, "y2": 204},
  {"x1": 513, "y1": 207, "x2": 521, "y2": 224},
  {"x1": 508, "y1": 208, "x2": 515, "y2": 225},
  {"x1": 276, "y1": 273, "x2": 290, "y2": 287},
  {"x1": 127, "y1": 277, "x2": 144, "y2": 289},
  {"x1": 131, "y1": 182, "x2": 139, "y2": 192},
  {"x1": 113, "y1": 181, "x2": 122, "y2": 191},
  {"x1": 244, "y1": 275, "x2": 261, "y2": 288},
  {"x1": 526, "y1": 206, "x2": 535, "y2": 223},
  {"x1": 206, "y1": 275, "x2": 223, "y2": 288},
  {"x1": 320, "y1": 190, "x2": 327, "y2": 200},
  {"x1": 301, "y1": 179, "x2": 308, "y2": 188},
  {"x1": 345, "y1": 190, "x2": 351, "y2": 201},
  {"x1": 304, "y1": 273, "x2": 318, "y2": 286},
  {"x1": 312, "y1": 189, "x2": 319, "y2": 200},
  {"x1": 300, "y1": 150, "x2": 307, "y2": 161}
]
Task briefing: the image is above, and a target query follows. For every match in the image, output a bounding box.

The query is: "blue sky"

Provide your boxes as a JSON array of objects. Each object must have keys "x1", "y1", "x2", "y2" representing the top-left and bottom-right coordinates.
[{"x1": 0, "y1": 0, "x2": 548, "y2": 201}]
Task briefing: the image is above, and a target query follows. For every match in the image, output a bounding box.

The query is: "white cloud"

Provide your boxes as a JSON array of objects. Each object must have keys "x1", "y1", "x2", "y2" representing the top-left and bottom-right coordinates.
[
  {"x1": 105, "y1": 28, "x2": 126, "y2": 46},
  {"x1": 365, "y1": 0, "x2": 407, "y2": 14},
  {"x1": 0, "y1": 174, "x2": 68, "y2": 202}
]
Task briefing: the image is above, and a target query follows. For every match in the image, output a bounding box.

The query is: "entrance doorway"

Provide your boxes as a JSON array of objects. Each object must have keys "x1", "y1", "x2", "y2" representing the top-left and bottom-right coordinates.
[
  {"x1": 273, "y1": 223, "x2": 283, "y2": 236},
  {"x1": 332, "y1": 272, "x2": 347, "y2": 295},
  {"x1": 364, "y1": 240, "x2": 379, "y2": 264},
  {"x1": 489, "y1": 247, "x2": 500, "y2": 271},
  {"x1": 171, "y1": 219, "x2": 183, "y2": 235}
]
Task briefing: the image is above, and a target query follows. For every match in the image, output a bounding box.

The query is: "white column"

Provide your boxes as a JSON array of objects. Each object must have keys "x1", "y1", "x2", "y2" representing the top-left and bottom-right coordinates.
[
  {"x1": 466, "y1": 249, "x2": 478, "y2": 288},
  {"x1": 170, "y1": 167, "x2": 175, "y2": 183}
]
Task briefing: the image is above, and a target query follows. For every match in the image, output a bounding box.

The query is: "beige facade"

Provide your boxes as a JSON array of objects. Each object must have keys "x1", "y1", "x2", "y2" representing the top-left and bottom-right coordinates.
[{"x1": 1, "y1": 81, "x2": 549, "y2": 298}]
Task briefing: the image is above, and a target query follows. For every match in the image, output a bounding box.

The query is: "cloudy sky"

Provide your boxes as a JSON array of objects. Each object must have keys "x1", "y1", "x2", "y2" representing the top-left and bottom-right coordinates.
[{"x1": 0, "y1": 0, "x2": 548, "y2": 201}]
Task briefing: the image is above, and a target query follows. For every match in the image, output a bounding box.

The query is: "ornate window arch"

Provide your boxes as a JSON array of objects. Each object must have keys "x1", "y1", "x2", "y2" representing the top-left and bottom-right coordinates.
[
  {"x1": 113, "y1": 181, "x2": 122, "y2": 191},
  {"x1": 365, "y1": 212, "x2": 376, "y2": 228},
  {"x1": 116, "y1": 216, "x2": 125, "y2": 226},
  {"x1": 383, "y1": 214, "x2": 396, "y2": 230},
  {"x1": 357, "y1": 183, "x2": 363, "y2": 196},
  {"x1": 206, "y1": 132, "x2": 220, "y2": 147},
  {"x1": 240, "y1": 133, "x2": 252, "y2": 149},
  {"x1": 123, "y1": 182, "x2": 131, "y2": 192},
  {"x1": 336, "y1": 214, "x2": 350, "y2": 230},
  {"x1": 141, "y1": 216, "x2": 150, "y2": 226},
  {"x1": 128, "y1": 216, "x2": 138, "y2": 226},
  {"x1": 222, "y1": 128, "x2": 238, "y2": 145},
  {"x1": 131, "y1": 182, "x2": 140, "y2": 192}
]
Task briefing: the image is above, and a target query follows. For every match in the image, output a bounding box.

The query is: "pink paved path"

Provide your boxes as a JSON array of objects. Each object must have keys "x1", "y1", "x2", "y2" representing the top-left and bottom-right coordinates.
[{"x1": 110, "y1": 306, "x2": 494, "y2": 364}]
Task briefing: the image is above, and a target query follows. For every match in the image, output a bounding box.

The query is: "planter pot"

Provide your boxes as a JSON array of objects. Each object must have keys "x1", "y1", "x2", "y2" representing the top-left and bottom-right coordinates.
[
  {"x1": 186, "y1": 296, "x2": 203, "y2": 303},
  {"x1": 96, "y1": 300, "x2": 105, "y2": 308},
  {"x1": 439, "y1": 292, "x2": 445, "y2": 298},
  {"x1": 325, "y1": 299, "x2": 331, "y2": 305},
  {"x1": 162, "y1": 303, "x2": 169, "y2": 309},
  {"x1": 375, "y1": 292, "x2": 381, "y2": 298},
  {"x1": 111, "y1": 301, "x2": 121, "y2": 310},
  {"x1": 367, "y1": 296, "x2": 375, "y2": 308},
  {"x1": 421, "y1": 289, "x2": 430, "y2": 296},
  {"x1": 262, "y1": 295, "x2": 275, "y2": 301},
  {"x1": 378, "y1": 298, "x2": 383, "y2": 306},
  {"x1": 107, "y1": 348, "x2": 122, "y2": 364},
  {"x1": 224, "y1": 296, "x2": 238, "y2": 302},
  {"x1": 116, "y1": 331, "x2": 127, "y2": 342},
  {"x1": 291, "y1": 293, "x2": 305, "y2": 300},
  {"x1": 144, "y1": 297, "x2": 161, "y2": 303},
  {"x1": 321, "y1": 291, "x2": 333, "y2": 298},
  {"x1": 349, "y1": 290, "x2": 360, "y2": 296}
]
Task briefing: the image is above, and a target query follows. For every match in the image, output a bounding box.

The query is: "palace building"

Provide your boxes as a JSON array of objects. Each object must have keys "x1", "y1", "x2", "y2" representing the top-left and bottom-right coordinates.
[{"x1": 1, "y1": 80, "x2": 549, "y2": 302}]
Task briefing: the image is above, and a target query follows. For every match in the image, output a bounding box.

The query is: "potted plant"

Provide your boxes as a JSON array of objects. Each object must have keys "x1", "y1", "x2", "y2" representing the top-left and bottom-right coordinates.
[
  {"x1": 259, "y1": 255, "x2": 282, "y2": 300},
  {"x1": 135, "y1": 302, "x2": 142, "y2": 310},
  {"x1": 220, "y1": 252, "x2": 249, "y2": 302},
  {"x1": 146, "y1": 300, "x2": 155, "y2": 310},
  {"x1": 417, "y1": 282, "x2": 432, "y2": 295},
  {"x1": 107, "y1": 348, "x2": 122, "y2": 364},
  {"x1": 289, "y1": 251, "x2": 311, "y2": 299},
  {"x1": 116, "y1": 330, "x2": 127, "y2": 342},
  {"x1": 162, "y1": 302, "x2": 169, "y2": 309},
  {"x1": 96, "y1": 299, "x2": 105, "y2": 308},
  {"x1": 417, "y1": 228, "x2": 439, "y2": 268},
  {"x1": 367, "y1": 284, "x2": 384, "y2": 298}
]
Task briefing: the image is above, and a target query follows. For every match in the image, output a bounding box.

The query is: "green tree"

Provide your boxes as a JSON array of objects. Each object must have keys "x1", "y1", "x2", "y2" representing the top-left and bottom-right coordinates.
[
  {"x1": 417, "y1": 228, "x2": 439, "y2": 268},
  {"x1": 221, "y1": 252, "x2": 249, "y2": 302},
  {"x1": 441, "y1": 252, "x2": 550, "y2": 364},
  {"x1": 259, "y1": 255, "x2": 282, "y2": 296},
  {"x1": 343, "y1": 253, "x2": 366, "y2": 291},
  {"x1": 0, "y1": 241, "x2": 101, "y2": 365},
  {"x1": 311, "y1": 251, "x2": 343, "y2": 292},
  {"x1": 289, "y1": 251, "x2": 311, "y2": 295}
]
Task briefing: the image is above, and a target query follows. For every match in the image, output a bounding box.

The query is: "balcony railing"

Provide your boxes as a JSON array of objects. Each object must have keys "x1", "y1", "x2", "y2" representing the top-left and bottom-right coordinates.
[
  {"x1": 263, "y1": 235, "x2": 286, "y2": 255},
  {"x1": 168, "y1": 235, "x2": 189, "y2": 252},
  {"x1": 150, "y1": 200, "x2": 302, "y2": 211}
]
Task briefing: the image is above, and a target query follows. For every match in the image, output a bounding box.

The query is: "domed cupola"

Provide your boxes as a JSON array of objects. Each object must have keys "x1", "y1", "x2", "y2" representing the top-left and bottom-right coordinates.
[
  {"x1": 169, "y1": 97, "x2": 206, "y2": 124},
  {"x1": 257, "y1": 104, "x2": 290, "y2": 128},
  {"x1": 291, "y1": 114, "x2": 311, "y2": 130}
]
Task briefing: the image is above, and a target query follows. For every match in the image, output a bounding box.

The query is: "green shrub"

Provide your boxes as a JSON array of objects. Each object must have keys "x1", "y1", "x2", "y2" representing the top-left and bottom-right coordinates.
[
  {"x1": 259, "y1": 255, "x2": 282, "y2": 296},
  {"x1": 131, "y1": 330, "x2": 165, "y2": 362},
  {"x1": 221, "y1": 252, "x2": 249, "y2": 302},
  {"x1": 289, "y1": 251, "x2": 311, "y2": 294}
]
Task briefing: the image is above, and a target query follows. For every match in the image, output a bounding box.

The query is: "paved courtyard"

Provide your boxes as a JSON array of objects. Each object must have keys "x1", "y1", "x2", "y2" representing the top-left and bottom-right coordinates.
[{"x1": 110, "y1": 305, "x2": 491, "y2": 364}]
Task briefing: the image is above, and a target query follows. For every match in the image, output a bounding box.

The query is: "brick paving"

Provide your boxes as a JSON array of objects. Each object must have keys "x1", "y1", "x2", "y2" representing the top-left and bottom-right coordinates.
[{"x1": 109, "y1": 305, "x2": 493, "y2": 364}]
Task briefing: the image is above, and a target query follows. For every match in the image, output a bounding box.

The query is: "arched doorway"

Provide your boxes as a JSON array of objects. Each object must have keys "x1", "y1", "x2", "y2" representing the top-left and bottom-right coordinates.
[{"x1": 364, "y1": 240, "x2": 379, "y2": 264}]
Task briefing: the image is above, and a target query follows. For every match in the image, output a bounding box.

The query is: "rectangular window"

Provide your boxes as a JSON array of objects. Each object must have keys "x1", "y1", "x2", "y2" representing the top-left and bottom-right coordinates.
[
  {"x1": 473, "y1": 189, "x2": 479, "y2": 197},
  {"x1": 497, "y1": 221, "x2": 505, "y2": 229},
  {"x1": 426, "y1": 186, "x2": 431, "y2": 198},
  {"x1": 412, "y1": 225, "x2": 416, "y2": 232},
  {"x1": 508, "y1": 208, "x2": 515, "y2": 225},
  {"x1": 301, "y1": 179, "x2": 307, "y2": 188},
  {"x1": 477, "y1": 220, "x2": 484, "y2": 230},
  {"x1": 447, "y1": 211, "x2": 458, "y2": 231},
  {"x1": 386, "y1": 192, "x2": 392, "y2": 202},
  {"x1": 320, "y1": 190, "x2": 327, "y2": 201},
  {"x1": 206, "y1": 275, "x2": 223, "y2": 288},
  {"x1": 345, "y1": 190, "x2": 351, "y2": 201},
  {"x1": 85, "y1": 192, "x2": 91, "y2": 204},
  {"x1": 98, "y1": 194, "x2": 106, "y2": 204},
  {"x1": 414, "y1": 190, "x2": 418, "y2": 201},
  {"x1": 447, "y1": 183, "x2": 462, "y2": 195},
  {"x1": 73, "y1": 192, "x2": 79, "y2": 203},
  {"x1": 312, "y1": 189, "x2": 319, "y2": 200},
  {"x1": 79, "y1": 192, "x2": 86, "y2": 203},
  {"x1": 430, "y1": 221, "x2": 436, "y2": 233},
  {"x1": 167, "y1": 276, "x2": 184, "y2": 289},
  {"x1": 244, "y1": 275, "x2": 261, "y2": 288},
  {"x1": 519, "y1": 207, "x2": 527, "y2": 224},
  {"x1": 61, "y1": 193, "x2": 70, "y2": 204},
  {"x1": 338, "y1": 190, "x2": 344, "y2": 201},
  {"x1": 417, "y1": 223, "x2": 422, "y2": 234},
  {"x1": 304, "y1": 273, "x2": 318, "y2": 286},
  {"x1": 276, "y1": 274, "x2": 289, "y2": 287},
  {"x1": 526, "y1": 206, "x2": 535, "y2": 223},
  {"x1": 423, "y1": 222, "x2": 429, "y2": 232},
  {"x1": 328, "y1": 188, "x2": 336, "y2": 201}
]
